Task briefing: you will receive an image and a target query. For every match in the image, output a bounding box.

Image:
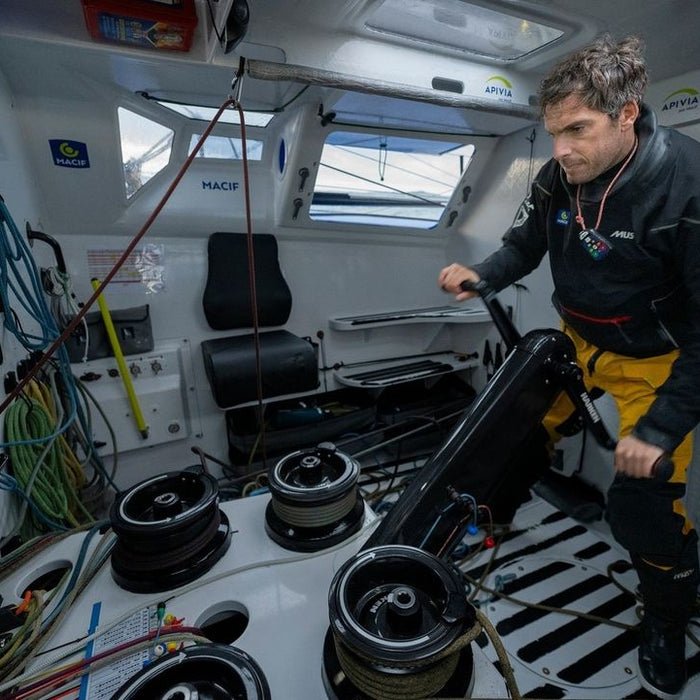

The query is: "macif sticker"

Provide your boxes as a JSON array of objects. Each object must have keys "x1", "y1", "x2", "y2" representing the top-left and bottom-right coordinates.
[
  {"x1": 49, "y1": 139, "x2": 90, "y2": 168},
  {"x1": 556, "y1": 209, "x2": 571, "y2": 226}
]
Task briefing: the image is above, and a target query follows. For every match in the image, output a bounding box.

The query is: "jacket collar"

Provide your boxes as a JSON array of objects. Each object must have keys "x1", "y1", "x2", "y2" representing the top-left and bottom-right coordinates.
[{"x1": 559, "y1": 103, "x2": 669, "y2": 202}]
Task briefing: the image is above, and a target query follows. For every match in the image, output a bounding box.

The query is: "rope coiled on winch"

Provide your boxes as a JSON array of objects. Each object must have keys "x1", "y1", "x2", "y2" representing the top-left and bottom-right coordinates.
[{"x1": 332, "y1": 607, "x2": 521, "y2": 700}]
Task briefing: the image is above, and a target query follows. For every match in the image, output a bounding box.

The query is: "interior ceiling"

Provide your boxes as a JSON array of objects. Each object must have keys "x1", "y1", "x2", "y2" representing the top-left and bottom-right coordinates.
[
  {"x1": 524, "y1": 0, "x2": 699, "y2": 84},
  {"x1": 238, "y1": 0, "x2": 699, "y2": 84},
  {"x1": 0, "y1": 0, "x2": 697, "y2": 136},
  {"x1": 234, "y1": 0, "x2": 700, "y2": 132}
]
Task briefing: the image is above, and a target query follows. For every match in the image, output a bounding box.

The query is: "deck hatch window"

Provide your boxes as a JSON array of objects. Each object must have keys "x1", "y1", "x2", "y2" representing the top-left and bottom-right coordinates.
[
  {"x1": 118, "y1": 107, "x2": 173, "y2": 199},
  {"x1": 188, "y1": 135, "x2": 263, "y2": 160},
  {"x1": 365, "y1": 0, "x2": 563, "y2": 60},
  {"x1": 156, "y1": 100, "x2": 274, "y2": 127},
  {"x1": 310, "y1": 132, "x2": 474, "y2": 229}
]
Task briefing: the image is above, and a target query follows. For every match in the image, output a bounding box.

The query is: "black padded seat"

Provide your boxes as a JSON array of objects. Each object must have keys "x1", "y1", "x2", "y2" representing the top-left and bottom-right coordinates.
[
  {"x1": 203, "y1": 232, "x2": 292, "y2": 330},
  {"x1": 202, "y1": 330, "x2": 317, "y2": 408},
  {"x1": 200, "y1": 232, "x2": 318, "y2": 408}
]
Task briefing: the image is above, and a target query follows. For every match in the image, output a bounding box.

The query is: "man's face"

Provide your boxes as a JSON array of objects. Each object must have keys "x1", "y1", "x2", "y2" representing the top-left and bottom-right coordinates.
[{"x1": 543, "y1": 94, "x2": 637, "y2": 185}]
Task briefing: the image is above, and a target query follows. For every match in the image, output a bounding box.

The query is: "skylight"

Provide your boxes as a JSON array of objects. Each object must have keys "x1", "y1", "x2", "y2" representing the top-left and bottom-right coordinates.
[
  {"x1": 365, "y1": 0, "x2": 563, "y2": 60},
  {"x1": 156, "y1": 100, "x2": 275, "y2": 127}
]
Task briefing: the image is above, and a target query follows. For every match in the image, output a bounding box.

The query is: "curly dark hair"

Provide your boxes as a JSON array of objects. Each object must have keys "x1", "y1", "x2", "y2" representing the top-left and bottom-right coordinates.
[{"x1": 538, "y1": 34, "x2": 648, "y2": 118}]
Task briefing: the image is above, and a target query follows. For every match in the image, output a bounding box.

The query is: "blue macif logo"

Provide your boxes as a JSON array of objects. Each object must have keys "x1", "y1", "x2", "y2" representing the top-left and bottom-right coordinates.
[
  {"x1": 556, "y1": 209, "x2": 570, "y2": 225},
  {"x1": 49, "y1": 140, "x2": 90, "y2": 168}
]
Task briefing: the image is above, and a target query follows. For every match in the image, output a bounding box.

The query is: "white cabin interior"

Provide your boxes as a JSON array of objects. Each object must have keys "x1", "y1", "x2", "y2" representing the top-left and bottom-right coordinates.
[{"x1": 1, "y1": 1, "x2": 700, "y2": 698}]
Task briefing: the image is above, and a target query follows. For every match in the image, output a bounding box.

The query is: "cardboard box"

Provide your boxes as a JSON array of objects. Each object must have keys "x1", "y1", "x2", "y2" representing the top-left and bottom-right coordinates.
[{"x1": 82, "y1": 0, "x2": 198, "y2": 52}]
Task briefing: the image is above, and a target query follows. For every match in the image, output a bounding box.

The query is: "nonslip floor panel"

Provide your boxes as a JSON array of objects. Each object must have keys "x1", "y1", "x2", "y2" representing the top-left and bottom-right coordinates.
[{"x1": 462, "y1": 494, "x2": 700, "y2": 699}]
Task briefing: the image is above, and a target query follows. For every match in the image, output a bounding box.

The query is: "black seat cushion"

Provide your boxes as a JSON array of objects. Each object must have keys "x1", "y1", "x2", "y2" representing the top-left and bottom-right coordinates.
[
  {"x1": 203, "y1": 232, "x2": 292, "y2": 330},
  {"x1": 201, "y1": 331, "x2": 318, "y2": 408}
]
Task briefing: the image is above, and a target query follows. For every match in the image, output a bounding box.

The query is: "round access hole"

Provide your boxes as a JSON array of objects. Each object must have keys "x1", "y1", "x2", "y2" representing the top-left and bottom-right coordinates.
[
  {"x1": 17, "y1": 560, "x2": 72, "y2": 598},
  {"x1": 196, "y1": 601, "x2": 249, "y2": 644}
]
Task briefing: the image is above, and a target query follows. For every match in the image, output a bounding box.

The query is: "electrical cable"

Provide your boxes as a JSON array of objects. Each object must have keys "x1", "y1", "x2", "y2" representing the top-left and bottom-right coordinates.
[
  {"x1": 0, "y1": 524, "x2": 112, "y2": 684},
  {"x1": 349, "y1": 409, "x2": 462, "y2": 460},
  {"x1": 461, "y1": 568, "x2": 640, "y2": 632},
  {"x1": 41, "y1": 266, "x2": 89, "y2": 363},
  {"x1": 335, "y1": 405, "x2": 464, "y2": 452},
  {"x1": 0, "y1": 528, "x2": 90, "y2": 579},
  {"x1": 5, "y1": 514, "x2": 381, "y2": 695},
  {"x1": 9, "y1": 629, "x2": 211, "y2": 700},
  {"x1": 70, "y1": 379, "x2": 119, "y2": 495},
  {"x1": 455, "y1": 532, "x2": 643, "y2": 635},
  {"x1": 75, "y1": 377, "x2": 112, "y2": 497}
]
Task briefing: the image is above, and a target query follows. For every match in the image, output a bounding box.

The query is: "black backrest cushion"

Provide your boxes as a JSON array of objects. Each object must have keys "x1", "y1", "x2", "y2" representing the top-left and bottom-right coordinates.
[{"x1": 203, "y1": 232, "x2": 292, "y2": 330}]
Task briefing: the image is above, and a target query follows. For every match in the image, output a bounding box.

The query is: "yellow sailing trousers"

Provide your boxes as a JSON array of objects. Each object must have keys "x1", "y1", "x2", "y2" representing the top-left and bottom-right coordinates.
[
  {"x1": 542, "y1": 327, "x2": 698, "y2": 621},
  {"x1": 542, "y1": 326, "x2": 694, "y2": 534}
]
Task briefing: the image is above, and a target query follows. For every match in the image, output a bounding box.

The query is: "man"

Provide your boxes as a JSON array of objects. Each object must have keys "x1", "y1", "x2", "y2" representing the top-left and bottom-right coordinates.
[{"x1": 439, "y1": 35, "x2": 700, "y2": 699}]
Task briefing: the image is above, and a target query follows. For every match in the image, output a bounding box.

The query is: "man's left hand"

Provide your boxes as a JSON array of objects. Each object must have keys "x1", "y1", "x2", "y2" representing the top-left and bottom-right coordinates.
[{"x1": 615, "y1": 434, "x2": 665, "y2": 478}]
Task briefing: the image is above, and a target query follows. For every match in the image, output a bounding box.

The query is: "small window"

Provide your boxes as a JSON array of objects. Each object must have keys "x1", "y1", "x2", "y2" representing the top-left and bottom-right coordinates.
[
  {"x1": 188, "y1": 135, "x2": 263, "y2": 160},
  {"x1": 156, "y1": 100, "x2": 274, "y2": 127},
  {"x1": 310, "y1": 132, "x2": 474, "y2": 229},
  {"x1": 118, "y1": 107, "x2": 173, "y2": 198}
]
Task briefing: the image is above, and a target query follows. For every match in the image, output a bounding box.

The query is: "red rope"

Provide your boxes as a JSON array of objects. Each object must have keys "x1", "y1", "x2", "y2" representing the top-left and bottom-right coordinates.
[{"x1": 235, "y1": 103, "x2": 267, "y2": 466}]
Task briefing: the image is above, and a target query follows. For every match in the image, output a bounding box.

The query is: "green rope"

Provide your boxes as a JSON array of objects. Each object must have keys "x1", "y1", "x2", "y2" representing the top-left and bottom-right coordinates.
[
  {"x1": 333, "y1": 622, "x2": 479, "y2": 700},
  {"x1": 5, "y1": 398, "x2": 81, "y2": 532}
]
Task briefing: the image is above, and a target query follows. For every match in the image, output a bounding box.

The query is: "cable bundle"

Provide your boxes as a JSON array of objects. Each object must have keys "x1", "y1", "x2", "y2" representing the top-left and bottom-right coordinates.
[
  {"x1": 0, "y1": 198, "x2": 117, "y2": 543},
  {"x1": 41, "y1": 265, "x2": 90, "y2": 362},
  {"x1": 0, "y1": 522, "x2": 114, "y2": 690},
  {"x1": 4, "y1": 376, "x2": 93, "y2": 534}
]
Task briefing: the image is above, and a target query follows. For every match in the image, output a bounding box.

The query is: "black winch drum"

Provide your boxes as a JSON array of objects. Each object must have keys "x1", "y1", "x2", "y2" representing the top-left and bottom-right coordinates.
[
  {"x1": 109, "y1": 644, "x2": 270, "y2": 700},
  {"x1": 110, "y1": 470, "x2": 231, "y2": 593},
  {"x1": 323, "y1": 544, "x2": 477, "y2": 699},
  {"x1": 264, "y1": 443, "x2": 364, "y2": 551}
]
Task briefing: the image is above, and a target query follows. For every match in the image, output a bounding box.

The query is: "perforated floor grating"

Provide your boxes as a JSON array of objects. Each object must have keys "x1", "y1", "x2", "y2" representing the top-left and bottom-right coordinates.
[{"x1": 461, "y1": 494, "x2": 700, "y2": 699}]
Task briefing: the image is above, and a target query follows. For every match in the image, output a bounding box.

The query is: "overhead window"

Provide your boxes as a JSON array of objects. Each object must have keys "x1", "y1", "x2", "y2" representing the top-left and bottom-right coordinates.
[
  {"x1": 188, "y1": 134, "x2": 263, "y2": 160},
  {"x1": 365, "y1": 0, "x2": 564, "y2": 60},
  {"x1": 155, "y1": 100, "x2": 265, "y2": 160},
  {"x1": 310, "y1": 131, "x2": 474, "y2": 229},
  {"x1": 117, "y1": 107, "x2": 173, "y2": 198},
  {"x1": 156, "y1": 100, "x2": 275, "y2": 127}
]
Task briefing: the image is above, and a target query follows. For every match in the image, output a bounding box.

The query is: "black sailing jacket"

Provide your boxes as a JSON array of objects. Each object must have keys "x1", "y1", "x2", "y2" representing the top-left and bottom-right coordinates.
[{"x1": 471, "y1": 104, "x2": 700, "y2": 453}]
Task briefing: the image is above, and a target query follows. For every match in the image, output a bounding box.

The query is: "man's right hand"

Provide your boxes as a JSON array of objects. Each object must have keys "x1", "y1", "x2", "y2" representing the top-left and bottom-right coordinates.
[{"x1": 438, "y1": 263, "x2": 481, "y2": 301}]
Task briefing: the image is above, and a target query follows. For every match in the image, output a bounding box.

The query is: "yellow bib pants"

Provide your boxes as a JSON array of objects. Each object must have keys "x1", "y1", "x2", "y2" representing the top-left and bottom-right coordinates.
[{"x1": 543, "y1": 327, "x2": 698, "y2": 624}]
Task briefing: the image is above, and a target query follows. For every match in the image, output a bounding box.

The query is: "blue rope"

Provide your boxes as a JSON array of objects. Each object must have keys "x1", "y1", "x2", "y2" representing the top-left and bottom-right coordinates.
[{"x1": 0, "y1": 200, "x2": 79, "y2": 448}]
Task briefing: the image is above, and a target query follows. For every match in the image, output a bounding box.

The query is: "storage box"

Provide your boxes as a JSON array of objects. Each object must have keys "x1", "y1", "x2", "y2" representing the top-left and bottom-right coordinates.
[{"x1": 81, "y1": 0, "x2": 198, "y2": 52}]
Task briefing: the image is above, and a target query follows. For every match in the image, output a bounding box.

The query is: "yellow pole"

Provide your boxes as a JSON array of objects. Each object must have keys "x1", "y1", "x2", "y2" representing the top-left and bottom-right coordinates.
[{"x1": 91, "y1": 278, "x2": 149, "y2": 439}]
